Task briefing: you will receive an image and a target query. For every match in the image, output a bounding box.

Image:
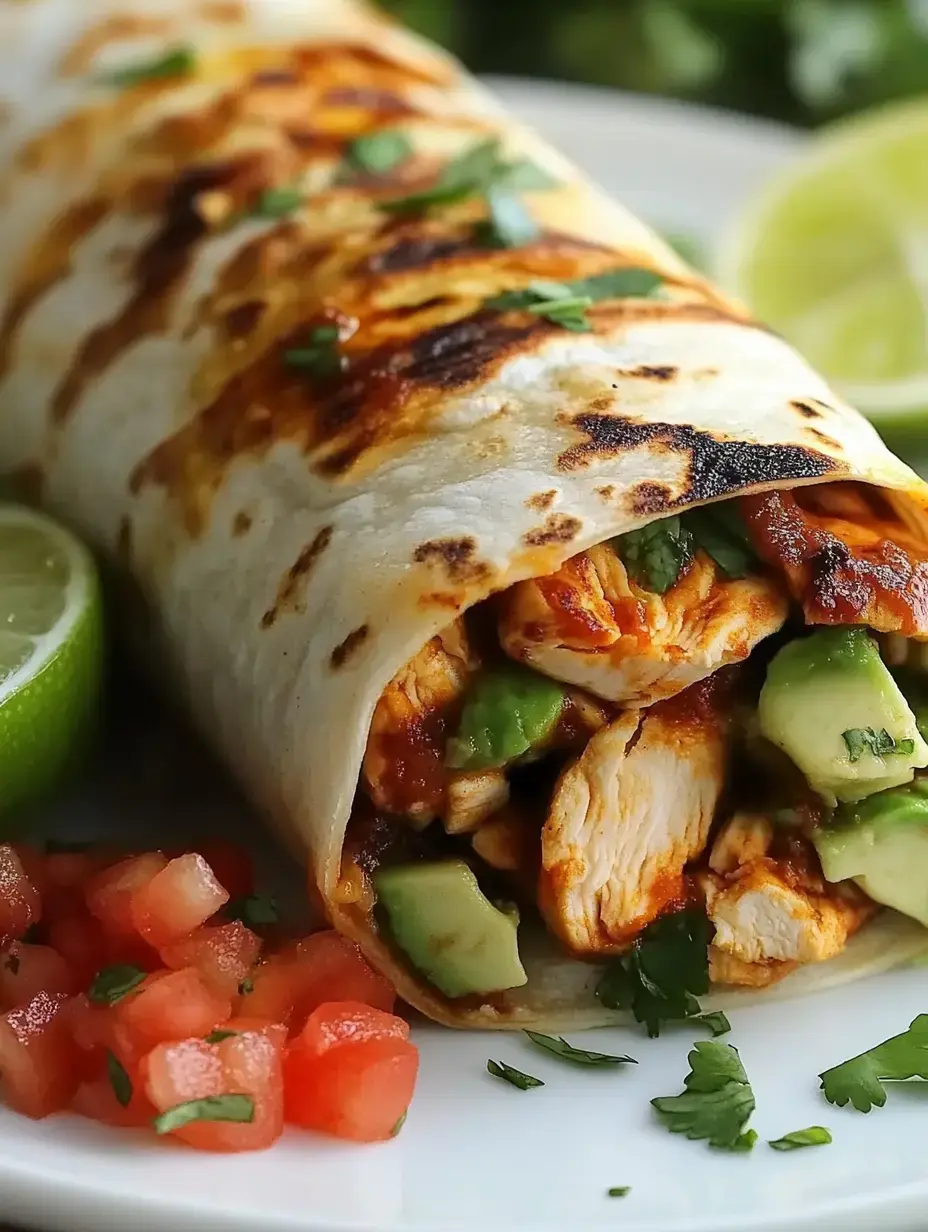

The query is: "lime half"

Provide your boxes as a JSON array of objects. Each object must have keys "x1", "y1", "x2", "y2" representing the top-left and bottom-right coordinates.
[
  {"x1": 0, "y1": 505, "x2": 104, "y2": 827},
  {"x1": 718, "y1": 97, "x2": 928, "y2": 438}
]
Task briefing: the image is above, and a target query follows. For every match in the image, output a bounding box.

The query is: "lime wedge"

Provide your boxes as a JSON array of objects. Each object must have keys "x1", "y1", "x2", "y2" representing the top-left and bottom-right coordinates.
[
  {"x1": 718, "y1": 97, "x2": 928, "y2": 437},
  {"x1": 0, "y1": 505, "x2": 104, "y2": 827}
]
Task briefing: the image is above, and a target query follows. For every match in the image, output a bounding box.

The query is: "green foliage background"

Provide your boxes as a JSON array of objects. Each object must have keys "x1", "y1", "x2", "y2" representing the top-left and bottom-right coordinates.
[{"x1": 380, "y1": 0, "x2": 928, "y2": 125}]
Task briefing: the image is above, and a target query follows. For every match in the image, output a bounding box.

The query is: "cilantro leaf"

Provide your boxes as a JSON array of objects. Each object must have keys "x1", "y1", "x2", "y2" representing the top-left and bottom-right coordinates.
[
  {"x1": 226, "y1": 893, "x2": 279, "y2": 928},
  {"x1": 390, "y1": 1110, "x2": 408, "y2": 1137},
  {"x1": 346, "y1": 131, "x2": 413, "y2": 176},
  {"x1": 683, "y1": 505, "x2": 758, "y2": 579},
  {"x1": 106, "y1": 1050, "x2": 133, "y2": 1108},
  {"x1": 842, "y1": 727, "x2": 915, "y2": 764},
  {"x1": 820, "y1": 1014, "x2": 928, "y2": 1112},
  {"x1": 284, "y1": 324, "x2": 345, "y2": 381},
  {"x1": 694, "y1": 1012, "x2": 731, "y2": 1038},
  {"x1": 478, "y1": 186, "x2": 541, "y2": 249},
  {"x1": 524, "y1": 1031, "x2": 636, "y2": 1067},
  {"x1": 595, "y1": 909, "x2": 711, "y2": 1037},
  {"x1": 251, "y1": 186, "x2": 303, "y2": 220},
  {"x1": 88, "y1": 964, "x2": 146, "y2": 1006},
  {"x1": 486, "y1": 267, "x2": 663, "y2": 331},
  {"x1": 607, "y1": 1187, "x2": 631, "y2": 1198},
  {"x1": 238, "y1": 977, "x2": 255, "y2": 996},
  {"x1": 615, "y1": 516, "x2": 694, "y2": 595},
  {"x1": 487, "y1": 1059, "x2": 544, "y2": 1090},
  {"x1": 101, "y1": 45, "x2": 197, "y2": 89},
  {"x1": 651, "y1": 1041, "x2": 756, "y2": 1151},
  {"x1": 768, "y1": 1126, "x2": 832, "y2": 1151},
  {"x1": 154, "y1": 1094, "x2": 255, "y2": 1135},
  {"x1": 204, "y1": 1029, "x2": 240, "y2": 1044}
]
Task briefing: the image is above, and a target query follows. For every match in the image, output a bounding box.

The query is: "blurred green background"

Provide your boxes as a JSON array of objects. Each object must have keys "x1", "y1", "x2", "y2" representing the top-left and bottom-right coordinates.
[{"x1": 381, "y1": 0, "x2": 928, "y2": 125}]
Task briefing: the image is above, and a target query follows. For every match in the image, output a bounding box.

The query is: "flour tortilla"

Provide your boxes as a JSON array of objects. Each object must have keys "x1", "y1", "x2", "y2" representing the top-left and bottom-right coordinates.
[{"x1": 1, "y1": 0, "x2": 926, "y2": 1028}]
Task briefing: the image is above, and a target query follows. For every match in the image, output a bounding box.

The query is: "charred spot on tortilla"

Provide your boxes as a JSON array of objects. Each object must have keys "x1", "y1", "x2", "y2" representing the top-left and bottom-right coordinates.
[
  {"x1": 791, "y1": 399, "x2": 824, "y2": 420},
  {"x1": 618, "y1": 364, "x2": 678, "y2": 382},
  {"x1": 231, "y1": 511, "x2": 253, "y2": 538},
  {"x1": 400, "y1": 313, "x2": 540, "y2": 390},
  {"x1": 629, "y1": 481, "x2": 674, "y2": 516},
  {"x1": 413, "y1": 537, "x2": 490, "y2": 584},
  {"x1": 523, "y1": 514, "x2": 583, "y2": 548},
  {"x1": 251, "y1": 68, "x2": 301, "y2": 87},
  {"x1": 595, "y1": 484, "x2": 616, "y2": 502},
  {"x1": 359, "y1": 233, "x2": 487, "y2": 276},
  {"x1": 808, "y1": 428, "x2": 841, "y2": 450},
  {"x1": 526, "y1": 490, "x2": 558, "y2": 513},
  {"x1": 557, "y1": 414, "x2": 840, "y2": 501},
  {"x1": 330, "y1": 624, "x2": 371, "y2": 668},
  {"x1": 221, "y1": 301, "x2": 266, "y2": 342},
  {"x1": 261, "y1": 525, "x2": 333, "y2": 628}
]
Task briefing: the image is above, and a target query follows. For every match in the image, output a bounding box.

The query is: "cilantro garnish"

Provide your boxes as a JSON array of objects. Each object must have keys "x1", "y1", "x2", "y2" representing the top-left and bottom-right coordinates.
[
  {"x1": 204, "y1": 1029, "x2": 240, "y2": 1044},
  {"x1": 154, "y1": 1093, "x2": 255, "y2": 1135},
  {"x1": 842, "y1": 727, "x2": 915, "y2": 764},
  {"x1": 820, "y1": 1014, "x2": 928, "y2": 1112},
  {"x1": 651, "y1": 1041, "x2": 757, "y2": 1151},
  {"x1": 238, "y1": 977, "x2": 255, "y2": 996},
  {"x1": 487, "y1": 267, "x2": 663, "y2": 332},
  {"x1": 596, "y1": 909, "x2": 711, "y2": 1037},
  {"x1": 101, "y1": 45, "x2": 197, "y2": 89},
  {"x1": 226, "y1": 893, "x2": 279, "y2": 928},
  {"x1": 615, "y1": 516, "x2": 694, "y2": 595},
  {"x1": 768, "y1": 1126, "x2": 832, "y2": 1151},
  {"x1": 284, "y1": 325, "x2": 345, "y2": 381},
  {"x1": 88, "y1": 964, "x2": 146, "y2": 1006},
  {"x1": 391, "y1": 1110, "x2": 408, "y2": 1137},
  {"x1": 346, "y1": 131, "x2": 413, "y2": 177},
  {"x1": 251, "y1": 186, "x2": 304, "y2": 220},
  {"x1": 523, "y1": 1031, "x2": 636, "y2": 1068},
  {"x1": 487, "y1": 1059, "x2": 544, "y2": 1090},
  {"x1": 684, "y1": 504, "x2": 758, "y2": 579},
  {"x1": 694, "y1": 1012, "x2": 731, "y2": 1038},
  {"x1": 607, "y1": 1187, "x2": 631, "y2": 1198},
  {"x1": 106, "y1": 1050, "x2": 133, "y2": 1108}
]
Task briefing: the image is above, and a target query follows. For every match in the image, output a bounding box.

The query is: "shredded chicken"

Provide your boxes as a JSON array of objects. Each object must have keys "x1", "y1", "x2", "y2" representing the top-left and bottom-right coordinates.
[
  {"x1": 499, "y1": 542, "x2": 788, "y2": 707},
  {"x1": 741, "y1": 482, "x2": 928, "y2": 637},
  {"x1": 362, "y1": 620, "x2": 475, "y2": 825},
  {"x1": 443, "y1": 770, "x2": 510, "y2": 834},
  {"x1": 702, "y1": 812, "x2": 875, "y2": 982},
  {"x1": 472, "y1": 806, "x2": 537, "y2": 873},
  {"x1": 539, "y1": 682, "x2": 728, "y2": 955}
]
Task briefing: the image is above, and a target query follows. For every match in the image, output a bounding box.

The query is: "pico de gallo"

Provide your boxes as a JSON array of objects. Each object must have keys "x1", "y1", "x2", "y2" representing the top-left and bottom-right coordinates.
[{"x1": 0, "y1": 841, "x2": 418, "y2": 1150}]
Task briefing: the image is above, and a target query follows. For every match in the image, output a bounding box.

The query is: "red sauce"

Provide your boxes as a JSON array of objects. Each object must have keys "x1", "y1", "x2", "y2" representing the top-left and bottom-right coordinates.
[{"x1": 376, "y1": 709, "x2": 449, "y2": 817}]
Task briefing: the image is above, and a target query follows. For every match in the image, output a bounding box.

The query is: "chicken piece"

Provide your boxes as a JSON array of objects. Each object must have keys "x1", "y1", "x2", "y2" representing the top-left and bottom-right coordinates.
[
  {"x1": 741, "y1": 482, "x2": 928, "y2": 637},
  {"x1": 442, "y1": 770, "x2": 510, "y2": 835},
  {"x1": 499, "y1": 542, "x2": 788, "y2": 707},
  {"x1": 702, "y1": 813, "x2": 875, "y2": 979},
  {"x1": 708, "y1": 947, "x2": 796, "y2": 989},
  {"x1": 539, "y1": 681, "x2": 728, "y2": 955},
  {"x1": 362, "y1": 620, "x2": 475, "y2": 826},
  {"x1": 472, "y1": 806, "x2": 538, "y2": 873}
]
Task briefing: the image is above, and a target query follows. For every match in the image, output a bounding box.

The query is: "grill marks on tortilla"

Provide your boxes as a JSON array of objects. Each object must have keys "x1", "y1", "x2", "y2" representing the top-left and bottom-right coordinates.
[
  {"x1": 629, "y1": 480, "x2": 675, "y2": 515},
  {"x1": 523, "y1": 514, "x2": 582, "y2": 547},
  {"x1": 261, "y1": 526, "x2": 333, "y2": 628},
  {"x1": 413, "y1": 537, "x2": 490, "y2": 585},
  {"x1": 557, "y1": 413, "x2": 841, "y2": 503},
  {"x1": 330, "y1": 624, "x2": 370, "y2": 668}
]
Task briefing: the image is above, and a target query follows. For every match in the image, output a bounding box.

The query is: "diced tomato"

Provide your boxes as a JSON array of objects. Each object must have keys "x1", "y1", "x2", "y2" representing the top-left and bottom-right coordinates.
[
  {"x1": 12, "y1": 844, "x2": 48, "y2": 899},
  {"x1": 113, "y1": 968, "x2": 231, "y2": 1065},
  {"x1": 160, "y1": 922, "x2": 261, "y2": 999},
  {"x1": 143, "y1": 1024, "x2": 284, "y2": 1152},
  {"x1": 60, "y1": 993, "x2": 117, "y2": 1058},
  {"x1": 45, "y1": 910, "x2": 109, "y2": 991},
  {"x1": 0, "y1": 845, "x2": 41, "y2": 947},
  {"x1": 130, "y1": 855, "x2": 229, "y2": 949},
  {"x1": 287, "y1": 932, "x2": 395, "y2": 1026},
  {"x1": 283, "y1": 1002, "x2": 417, "y2": 1142},
  {"x1": 72, "y1": 1070, "x2": 158, "y2": 1129},
  {"x1": 0, "y1": 991, "x2": 80, "y2": 1118},
  {"x1": 189, "y1": 841, "x2": 254, "y2": 901},
  {"x1": 0, "y1": 942, "x2": 74, "y2": 1010},
  {"x1": 234, "y1": 954, "x2": 297, "y2": 1026},
  {"x1": 86, "y1": 853, "x2": 167, "y2": 939}
]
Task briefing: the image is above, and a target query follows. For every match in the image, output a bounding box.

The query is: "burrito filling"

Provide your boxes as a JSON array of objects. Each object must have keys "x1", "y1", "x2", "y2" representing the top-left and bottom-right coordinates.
[{"x1": 342, "y1": 481, "x2": 928, "y2": 1000}]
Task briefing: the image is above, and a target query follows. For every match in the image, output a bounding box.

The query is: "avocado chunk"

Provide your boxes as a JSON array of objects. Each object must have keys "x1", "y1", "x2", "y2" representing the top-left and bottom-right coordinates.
[
  {"x1": 446, "y1": 665, "x2": 565, "y2": 771},
  {"x1": 374, "y1": 860, "x2": 528, "y2": 998},
  {"x1": 758, "y1": 627, "x2": 928, "y2": 805},
  {"x1": 815, "y1": 779, "x2": 928, "y2": 925}
]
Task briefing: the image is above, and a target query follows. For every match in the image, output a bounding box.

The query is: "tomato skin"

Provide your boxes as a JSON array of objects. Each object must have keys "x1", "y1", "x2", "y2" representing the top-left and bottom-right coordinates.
[
  {"x1": 0, "y1": 942, "x2": 74, "y2": 1010},
  {"x1": 45, "y1": 910, "x2": 109, "y2": 992},
  {"x1": 86, "y1": 853, "x2": 168, "y2": 939},
  {"x1": 130, "y1": 855, "x2": 229, "y2": 949},
  {"x1": 234, "y1": 954, "x2": 297, "y2": 1026},
  {"x1": 113, "y1": 968, "x2": 231, "y2": 1065},
  {"x1": 160, "y1": 922, "x2": 261, "y2": 1000},
  {"x1": 0, "y1": 845, "x2": 42, "y2": 947},
  {"x1": 143, "y1": 1025, "x2": 284, "y2": 1152},
  {"x1": 72, "y1": 1072, "x2": 157, "y2": 1129},
  {"x1": 0, "y1": 991, "x2": 80, "y2": 1118}
]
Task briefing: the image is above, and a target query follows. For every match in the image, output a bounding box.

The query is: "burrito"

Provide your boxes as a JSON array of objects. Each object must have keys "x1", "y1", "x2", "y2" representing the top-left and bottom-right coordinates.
[{"x1": 3, "y1": 0, "x2": 928, "y2": 1032}]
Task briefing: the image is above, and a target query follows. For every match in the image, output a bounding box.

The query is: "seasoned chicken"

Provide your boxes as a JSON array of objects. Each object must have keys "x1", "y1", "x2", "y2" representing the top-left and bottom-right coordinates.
[
  {"x1": 472, "y1": 805, "x2": 538, "y2": 873},
  {"x1": 362, "y1": 620, "x2": 475, "y2": 825},
  {"x1": 702, "y1": 812, "x2": 875, "y2": 982},
  {"x1": 499, "y1": 542, "x2": 788, "y2": 707},
  {"x1": 443, "y1": 770, "x2": 510, "y2": 835},
  {"x1": 741, "y1": 482, "x2": 928, "y2": 637},
  {"x1": 539, "y1": 681, "x2": 728, "y2": 954}
]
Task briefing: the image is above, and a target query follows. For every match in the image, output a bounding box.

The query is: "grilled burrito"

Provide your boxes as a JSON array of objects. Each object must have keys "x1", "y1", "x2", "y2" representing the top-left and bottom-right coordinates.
[{"x1": 3, "y1": 0, "x2": 928, "y2": 1031}]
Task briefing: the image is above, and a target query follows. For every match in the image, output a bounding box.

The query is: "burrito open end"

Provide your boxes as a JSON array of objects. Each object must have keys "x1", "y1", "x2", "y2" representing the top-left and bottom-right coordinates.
[{"x1": 3, "y1": 0, "x2": 928, "y2": 1031}]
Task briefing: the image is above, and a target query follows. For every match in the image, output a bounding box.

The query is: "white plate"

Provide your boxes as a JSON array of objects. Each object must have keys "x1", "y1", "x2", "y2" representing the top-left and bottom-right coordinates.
[{"x1": 6, "y1": 81, "x2": 928, "y2": 1232}]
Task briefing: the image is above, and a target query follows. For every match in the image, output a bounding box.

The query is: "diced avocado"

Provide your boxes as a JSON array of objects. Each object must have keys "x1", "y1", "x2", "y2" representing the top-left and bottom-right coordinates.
[
  {"x1": 892, "y1": 666, "x2": 928, "y2": 743},
  {"x1": 815, "y1": 779, "x2": 928, "y2": 925},
  {"x1": 758, "y1": 627, "x2": 928, "y2": 805},
  {"x1": 446, "y1": 665, "x2": 565, "y2": 771},
  {"x1": 374, "y1": 859, "x2": 527, "y2": 998}
]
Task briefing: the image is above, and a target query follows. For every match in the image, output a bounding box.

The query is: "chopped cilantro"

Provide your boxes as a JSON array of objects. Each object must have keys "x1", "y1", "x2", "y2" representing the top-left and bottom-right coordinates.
[
  {"x1": 842, "y1": 727, "x2": 916, "y2": 763},
  {"x1": 820, "y1": 1014, "x2": 928, "y2": 1112},
  {"x1": 651, "y1": 1041, "x2": 756, "y2": 1151},
  {"x1": 768, "y1": 1126, "x2": 832, "y2": 1151},
  {"x1": 524, "y1": 1031, "x2": 636, "y2": 1067},
  {"x1": 88, "y1": 964, "x2": 146, "y2": 1006},
  {"x1": 614, "y1": 516, "x2": 694, "y2": 594},
  {"x1": 101, "y1": 45, "x2": 196, "y2": 89},
  {"x1": 154, "y1": 1093, "x2": 255, "y2": 1135},
  {"x1": 107, "y1": 1050, "x2": 133, "y2": 1109},
  {"x1": 346, "y1": 131, "x2": 413, "y2": 176},
  {"x1": 487, "y1": 1059, "x2": 544, "y2": 1090}
]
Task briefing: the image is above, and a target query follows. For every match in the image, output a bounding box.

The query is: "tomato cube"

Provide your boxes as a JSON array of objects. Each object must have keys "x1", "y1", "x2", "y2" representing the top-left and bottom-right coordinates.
[
  {"x1": 189, "y1": 841, "x2": 254, "y2": 901},
  {"x1": 284, "y1": 1003, "x2": 417, "y2": 1142},
  {"x1": 86, "y1": 853, "x2": 167, "y2": 939},
  {"x1": 60, "y1": 993, "x2": 117, "y2": 1058},
  {"x1": 143, "y1": 1025, "x2": 284, "y2": 1152},
  {"x1": 72, "y1": 1060, "x2": 157, "y2": 1129},
  {"x1": 234, "y1": 955, "x2": 297, "y2": 1026},
  {"x1": 0, "y1": 991, "x2": 79, "y2": 1118},
  {"x1": 0, "y1": 942, "x2": 74, "y2": 1010},
  {"x1": 160, "y1": 922, "x2": 261, "y2": 999},
  {"x1": 130, "y1": 855, "x2": 229, "y2": 948},
  {"x1": 113, "y1": 968, "x2": 231, "y2": 1064},
  {"x1": 0, "y1": 845, "x2": 41, "y2": 947},
  {"x1": 289, "y1": 932, "x2": 395, "y2": 1025},
  {"x1": 12, "y1": 845, "x2": 48, "y2": 899}
]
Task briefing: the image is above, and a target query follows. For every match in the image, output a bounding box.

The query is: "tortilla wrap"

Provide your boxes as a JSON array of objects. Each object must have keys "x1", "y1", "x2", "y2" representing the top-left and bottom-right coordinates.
[{"x1": 1, "y1": 0, "x2": 927, "y2": 1028}]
